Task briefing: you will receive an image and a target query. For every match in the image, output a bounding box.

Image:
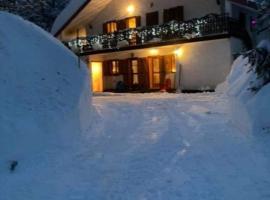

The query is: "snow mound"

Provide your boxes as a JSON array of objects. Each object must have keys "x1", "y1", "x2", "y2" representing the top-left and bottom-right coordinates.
[
  {"x1": 0, "y1": 12, "x2": 92, "y2": 197},
  {"x1": 218, "y1": 41, "x2": 270, "y2": 133}
]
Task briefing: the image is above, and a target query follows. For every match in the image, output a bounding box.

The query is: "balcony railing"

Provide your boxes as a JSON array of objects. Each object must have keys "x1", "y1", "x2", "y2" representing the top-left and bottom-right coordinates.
[{"x1": 66, "y1": 14, "x2": 238, "y2": 54}]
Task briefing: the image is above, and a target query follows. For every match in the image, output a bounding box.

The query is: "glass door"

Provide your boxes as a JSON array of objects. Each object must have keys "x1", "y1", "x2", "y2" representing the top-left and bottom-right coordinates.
[{"x1": 152, "y1": 57, "x2": 161, "y2": 89}]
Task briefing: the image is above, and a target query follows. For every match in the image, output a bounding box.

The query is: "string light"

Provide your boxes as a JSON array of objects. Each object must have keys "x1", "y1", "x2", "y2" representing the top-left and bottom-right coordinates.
[{"x1": 68, "y1": 14, "x2": 228, "y2": 53}]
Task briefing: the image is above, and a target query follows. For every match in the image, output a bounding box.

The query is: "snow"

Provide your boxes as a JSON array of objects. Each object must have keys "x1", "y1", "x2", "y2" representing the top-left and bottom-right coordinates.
[
  {"x1": 0, "y1": 11, "x2": 92, "y2": 199},
  {"x1": 1, "y1": 10, "x2": 270, "y2": 200},
  {"x1": 258, "y1": 39, "x2": 270, "y2": 52},
  {"x1": 51, "y1": 0, "x2": 88, "y2": 35},
  {"x1": 218, "y1": 40, "x2": 270, "y2": 133},
  {"x1": 3, "y1": 89, "x2": 270, "y2": 199}
]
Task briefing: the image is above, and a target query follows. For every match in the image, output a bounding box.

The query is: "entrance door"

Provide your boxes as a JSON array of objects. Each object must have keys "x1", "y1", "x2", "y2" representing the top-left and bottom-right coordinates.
[
  {"x1": 91, "y1": 62, "x2": 103, "y2": 92},
  {"x1": 125, "y1": 58, "x2": 148, "y2": 91},
  {"x1": 148, "y1": 57, "x2": 164, "y2": 89},
  {"x1": 131, "y1": 59, "x2": 139, "y2": 90}
]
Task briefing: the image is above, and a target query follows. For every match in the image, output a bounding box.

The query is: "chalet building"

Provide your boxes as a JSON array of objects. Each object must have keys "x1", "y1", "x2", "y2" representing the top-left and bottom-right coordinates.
[
  {"x1": 52, "y1": 0, "x2": 252, "y2": 93},
  {"x1": 227, "y1": 0, "x2": 270, "y2": 46}
]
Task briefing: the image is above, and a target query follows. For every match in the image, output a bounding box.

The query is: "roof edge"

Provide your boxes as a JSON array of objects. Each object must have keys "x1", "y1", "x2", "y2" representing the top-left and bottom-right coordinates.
[{"x1": 54, "y1": 0, "x2": 91, "y2": 37}]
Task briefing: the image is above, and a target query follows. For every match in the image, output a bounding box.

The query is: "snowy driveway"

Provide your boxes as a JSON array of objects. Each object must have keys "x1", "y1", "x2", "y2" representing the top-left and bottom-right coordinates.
[{"x1": 81, "y1": 93, "x2": 270, "y2": 200}]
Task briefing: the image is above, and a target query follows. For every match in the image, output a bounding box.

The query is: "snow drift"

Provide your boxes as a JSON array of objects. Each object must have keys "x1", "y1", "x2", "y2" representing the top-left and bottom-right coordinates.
[
  {"x1": 218, "y1": 40, "x2": 270, "y2": 134},
  {"x1": 0, "y1": 12, "x2": 92, "y2": 199}
]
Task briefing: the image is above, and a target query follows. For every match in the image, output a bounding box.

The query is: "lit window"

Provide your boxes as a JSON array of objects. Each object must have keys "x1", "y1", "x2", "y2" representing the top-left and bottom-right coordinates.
[
  {"x1": 131, "y1": 60, "x2": 139, "y2": 85},
  {"x1": 106, "y1": 21, "x2": 117, "y2": 33},
  {"x1": 127, "y1": 17, "x2": 137, "y2": 29},
  {"x1": 153, "y1": 74, "x2": 160, "y2": 84},
  {"x1": 165, "y1": 55, "x2": 176, "y2": 73},
  {"x1": 133, "y1": 75, "x2": 139, "y2": 84},
  {"x1": 132, "y1": 60, "x2": 138, "y2": 73},
  {"x1": 112, "y1": 61, "x2": 119, "y2": 74}
]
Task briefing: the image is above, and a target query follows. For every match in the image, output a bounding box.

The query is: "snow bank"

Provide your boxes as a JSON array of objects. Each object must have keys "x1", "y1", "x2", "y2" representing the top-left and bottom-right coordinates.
[
  {"x1": 218, "y1": 40, "x2": 270, "y2": 134},
  {"x1": 0, "y1": 12, "x2": 92, "y2": 199}
]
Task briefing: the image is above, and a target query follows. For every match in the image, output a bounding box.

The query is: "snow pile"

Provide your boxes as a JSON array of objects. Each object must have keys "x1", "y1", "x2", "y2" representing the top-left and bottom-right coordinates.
[
  {"x1": 218, "y1": 40, "x2": 270, "y2": 134},
  {"x1": 0, "y1": 12, "x2": 92, "y2": 199}
]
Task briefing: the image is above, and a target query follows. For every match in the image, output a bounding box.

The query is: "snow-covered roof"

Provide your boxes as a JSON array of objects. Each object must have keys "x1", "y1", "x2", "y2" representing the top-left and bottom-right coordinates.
[{"x1": 51, "y1": 0, "x2": 112, "y2": 36}]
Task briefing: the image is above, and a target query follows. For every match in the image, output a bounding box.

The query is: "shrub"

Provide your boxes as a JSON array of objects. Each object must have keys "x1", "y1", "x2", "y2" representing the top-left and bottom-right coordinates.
[{"x1": 244, "y1": 47, "x2": 270, "y2": 92}]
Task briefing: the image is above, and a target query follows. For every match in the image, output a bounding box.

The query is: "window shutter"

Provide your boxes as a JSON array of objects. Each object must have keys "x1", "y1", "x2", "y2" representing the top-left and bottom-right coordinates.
[
  {"x1": 103, "y1": 23, "x2": 108, "y2": 34},
  {"x1": 103, "y1": 61, "x2": 110, "y2": 76},
  {"x1": 118, "y1": 19, "x2": 127, "y2": 31},
  {"x1": 119, "y1": 59, "x2": 130, "y2": 87},
  {"x1": 136, "y1": 16, "x2": 141, "y2": 27},
  {"x1": 164, "y1": 9, "x2": 170, "y2": 23},
  {"x1": 164, "y1": 6, "x2": 184, "y2": 23},
  {"x1": 146, "y1": 11, "x2": 159, "y2": 26},
  {"x1": 175, "y1": 6, "x2": 184, "y2": 21}
]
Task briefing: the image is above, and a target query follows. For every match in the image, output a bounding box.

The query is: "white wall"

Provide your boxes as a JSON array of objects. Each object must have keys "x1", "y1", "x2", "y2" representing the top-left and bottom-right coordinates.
[
  {"x1": 89, "y1": 0, "x2": 221, "y2": 35},
  {"x1": 89, "y1": 38, "x2": 233, "y2": 91},
  {"x1": 230, "y1": 37, "x2": 245, "y2": 57},
  {"x1": 179, "y1": 38, "x2": 232, "y2": 90}
]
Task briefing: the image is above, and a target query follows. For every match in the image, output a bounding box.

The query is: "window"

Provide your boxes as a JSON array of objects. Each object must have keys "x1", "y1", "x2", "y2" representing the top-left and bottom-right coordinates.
[
  {"x1": 127, "y1": 17, "x2": 137, "y2": 29},
  {"x1": 164, "y1": 55, "x2": 176, "y2": 73},
  {"x1": 131, "y1": 60, "x2": 139, "y2": 84},
  {"x1": 117, "y1": 16, "x2": 141, "y2": 31},
  {"x1": 103, "y1": 21, "x2": 117, "y2": 34},
  {"x1": 112, "y1": 61, "x2": 120, "y2": 75},
  {"x1": 146, "y1": 11, "x2": 159, "y2": 26},
  {"x1": 164, "y1": 6, "x2": 184, "y2": 23},
  {"x1": 153, "y1": 58, "x2": 161, "y2": 86}
]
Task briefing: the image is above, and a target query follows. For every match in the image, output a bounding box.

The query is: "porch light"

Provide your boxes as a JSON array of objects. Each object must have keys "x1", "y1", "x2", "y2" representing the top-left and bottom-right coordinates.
[
  {"x1": 127, "y1": 4, "x2": 135, "y2": 14},
  {"x1": 150, "y1": 48, "x2": 159, "y2": 55},
  {"x1": 174, "y1": 48, "x2": 184, "y2": 57}
]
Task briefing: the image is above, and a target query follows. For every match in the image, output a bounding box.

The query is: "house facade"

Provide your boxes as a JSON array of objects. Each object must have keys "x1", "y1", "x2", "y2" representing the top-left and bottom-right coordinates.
[
  {"x1": 226, "y1": 0, "x2": 270, "y2": 46},
  {"x1": 52, "y1": 0, "x2": 250, "y2": 93}
]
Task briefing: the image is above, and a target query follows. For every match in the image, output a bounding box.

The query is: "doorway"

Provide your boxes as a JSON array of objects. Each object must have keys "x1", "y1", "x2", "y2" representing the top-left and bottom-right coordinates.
[
  {"x1": 91, "y1": 62, "x2": 103, "y2": 92},
  {"x1": 148, "y1": 57, "x2": 164, "y2": 89}
]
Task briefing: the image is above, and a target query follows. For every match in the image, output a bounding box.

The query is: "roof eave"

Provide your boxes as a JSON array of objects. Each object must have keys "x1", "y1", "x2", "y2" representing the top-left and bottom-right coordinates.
[{"x1": 54, "y1": 0, "x2": 91, "y2": 37}]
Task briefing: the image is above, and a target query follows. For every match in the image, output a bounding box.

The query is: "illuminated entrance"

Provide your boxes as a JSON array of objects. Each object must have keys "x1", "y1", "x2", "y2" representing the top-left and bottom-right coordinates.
[{"x1": 91, "y1": 62, "x2": 103, "y2": 92}]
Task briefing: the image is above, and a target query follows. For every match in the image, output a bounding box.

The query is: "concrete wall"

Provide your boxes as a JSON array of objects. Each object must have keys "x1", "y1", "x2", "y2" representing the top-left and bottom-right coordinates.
[{"x1": 89, "y1": 0, "x2": 221, "y2": 35}]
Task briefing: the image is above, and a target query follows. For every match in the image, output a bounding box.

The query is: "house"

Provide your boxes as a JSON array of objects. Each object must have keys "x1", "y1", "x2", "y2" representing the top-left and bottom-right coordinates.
[
  {"x1": 226, "y1": 0, "x2": 270, "y2": 45},
  {"x1": 52, "y1": 0, "x2": 250, "y2": 93}
]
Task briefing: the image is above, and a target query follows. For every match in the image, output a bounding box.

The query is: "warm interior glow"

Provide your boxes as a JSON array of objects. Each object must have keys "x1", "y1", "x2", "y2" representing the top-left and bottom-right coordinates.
[
  {"x1": 174, "y1": 48, "x2": 184, "y2": 57},
  {"x1": 127, "y1": 17, "x2": 137, "y2": 29},
  {"x1": 91, "y1": 62, "x2": 103, "y2": 92},
  {"x1": 106, "y1": 22, "x2": 117, "y2": 33},
  {"x1": 150, "y1": 48, "x2": 159, "y2": 55},
  {"x1": 172, "y1": 65, "x2": 177, "y2": 73},
  {"x1": 112, "y1": 61, "x2": 119, "y2": 74},
  {"x1": 127, "y1": 4, "x2": 135, "y2": 14}
]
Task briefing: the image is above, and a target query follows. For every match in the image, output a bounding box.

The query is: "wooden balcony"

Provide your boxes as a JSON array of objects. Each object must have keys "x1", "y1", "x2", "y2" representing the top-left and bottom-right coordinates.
[{"x1": 65, "y1": 14, "x2": 247, "y2": 56}]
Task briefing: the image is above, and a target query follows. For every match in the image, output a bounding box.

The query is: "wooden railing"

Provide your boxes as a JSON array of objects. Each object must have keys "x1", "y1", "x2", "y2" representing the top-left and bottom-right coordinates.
[{"x1": 65, "y1": 14, "x2": 241, "y2": 54}]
